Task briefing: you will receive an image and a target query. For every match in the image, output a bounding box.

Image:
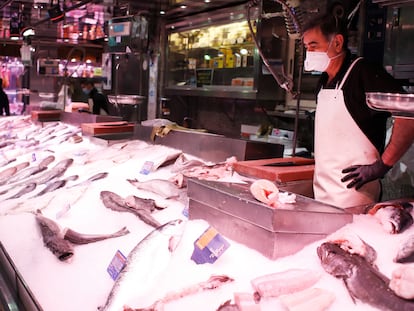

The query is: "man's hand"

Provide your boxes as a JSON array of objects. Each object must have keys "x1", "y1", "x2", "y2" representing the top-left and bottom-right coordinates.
[{"x1": 341, "y1": 159, "x2": 392, "y2": 190}]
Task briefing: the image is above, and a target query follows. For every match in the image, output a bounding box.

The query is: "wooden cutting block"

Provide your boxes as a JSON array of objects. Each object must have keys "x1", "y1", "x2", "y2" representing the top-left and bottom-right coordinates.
[
  {"x1": 31, "y1": 110, "x2": 61, "y2": 122},
  {"x1": 81, "y1": 121, "x2": 135, "y2": 136},
  {"x1": 233, "y1": 157, "x2": 315, "y2": 183}
]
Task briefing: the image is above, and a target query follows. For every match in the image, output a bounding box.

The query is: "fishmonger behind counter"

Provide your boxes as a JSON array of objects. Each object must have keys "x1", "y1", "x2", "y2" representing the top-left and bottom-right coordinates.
[
  {"x1": 301, "y1": 13, "x2": 414, "y2": 209},
  {"x1": 80, "y1": 79, "x2": 110, "y2": 115}
]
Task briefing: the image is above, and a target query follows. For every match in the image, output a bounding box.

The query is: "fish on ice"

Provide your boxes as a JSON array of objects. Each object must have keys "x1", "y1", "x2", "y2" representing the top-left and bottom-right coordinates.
[
  {"x1": 368, "y1": 201, "x2": 413, "y2": 234},
  {"x1": 317, "y1": 241, "x2": 414, "y2": 311},
  {"x1": 99, "y1": 219, "x2": 185, "y2": 311},
  {"x1": 63, "y1": 226, "x2": 130, "y2": 245},
  {"x1": 125, "y1": 275, "x2": 234, "y2": 311},
  {"x1": 127, "y1": 178, "x2": 186, "y2": 200},
  {"x1": 100, "y1": 191, "x2": 161, "y2": 228},
  {"x1": 6, "y1": 183, "x2": 37, "y2": 199},
  {"x1": 394, "y1": 234, "x2": 414, "y2": 263},
  {"x1": 35, "y1": 210, "x2": 130, "y2": 261},
  {"x1": 35, "y1": 209, "x2": 74, "y2": 261}
]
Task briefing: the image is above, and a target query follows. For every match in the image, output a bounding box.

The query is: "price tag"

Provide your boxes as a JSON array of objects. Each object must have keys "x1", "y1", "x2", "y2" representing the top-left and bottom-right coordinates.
[
  {"x1": 140, "y1": 161, "x2": 154, "y2": 175},
  {"x1": 191, "y1": 226, "x2": 230, "y2": 264},
  {"x1": 107, "y1": 250, "x2": 127, "y2": 281}
]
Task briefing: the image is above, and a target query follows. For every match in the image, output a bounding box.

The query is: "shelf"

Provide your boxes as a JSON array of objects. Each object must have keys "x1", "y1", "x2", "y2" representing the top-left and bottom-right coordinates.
[
  {"x1": 164, "y1": 85, "x2": 257, "y2": 99},
  {"x1": 169, "y1": 43, "x2": 255, "y2": 54},
  {"x1": 169, "y1": 66, "x2": 254, "y2": 72}
]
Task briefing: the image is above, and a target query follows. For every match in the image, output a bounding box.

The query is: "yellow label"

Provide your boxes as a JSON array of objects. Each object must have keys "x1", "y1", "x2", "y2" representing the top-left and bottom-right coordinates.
[{"x1": 195, "y1": 227, "x2": 218, "y2": 249}]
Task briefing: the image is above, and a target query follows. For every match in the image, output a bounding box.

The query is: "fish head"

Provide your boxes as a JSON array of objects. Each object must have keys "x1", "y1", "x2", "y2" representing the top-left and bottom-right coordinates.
[
  {"x1": 317, "y1": 242, "x2": 355, "y2": 279},
  {"x1": 375, "y1": 206, "x2": 414, "y2": 234}
]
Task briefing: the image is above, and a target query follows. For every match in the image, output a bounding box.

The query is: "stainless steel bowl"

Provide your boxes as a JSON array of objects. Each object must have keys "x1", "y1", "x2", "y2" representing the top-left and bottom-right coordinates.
[
  {"x1": 107, "y1": 95, "x2": 146, "y2": 105},
  {"x1": 366, "y1": 92, "x2": 414, "y2": 117}
]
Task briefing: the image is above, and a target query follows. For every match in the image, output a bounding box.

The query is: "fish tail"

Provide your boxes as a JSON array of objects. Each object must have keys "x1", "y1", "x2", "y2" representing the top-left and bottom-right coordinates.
[{"x1": 113, "y1": 226, "x2": 130, "y2": 237}]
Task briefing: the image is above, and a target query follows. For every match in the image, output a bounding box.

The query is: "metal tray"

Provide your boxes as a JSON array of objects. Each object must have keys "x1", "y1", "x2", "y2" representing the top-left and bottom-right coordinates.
[
  {"x1": 366, "y1": 92, "x2": 414, "y2": 118},
  {"x1": 187, "y1": 179, "x2": 352, "y2": 259}
]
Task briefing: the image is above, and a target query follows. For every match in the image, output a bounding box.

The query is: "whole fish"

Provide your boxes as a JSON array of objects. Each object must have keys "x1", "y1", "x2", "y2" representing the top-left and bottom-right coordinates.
[
  {"x1": 100, "y1": 191, "x2": 160, "y2": 228},
  {"x1": 0, "y1": 160, "x2": 29, "y2": 181},
  {"x1": 20, "y1": 158, "x2": 73, "y2": 186},
  {"x1": 7, "y1": 183, "x2": 37, "y2": 199},
  {"x1": 33, "y1": 179, "x2": 67, "y2": 197},
  {"x1": 0, "y1": 158, "x2": 16, "y2": 168},
  {"x1": 6, "y1": 155, "x2": 55, "y2": 184},
  {"x1": 12, "y1": 161, "x2": 30, "y2": 172},
  {"x1": 35, "y1": 210, "x2": 129, "y2": 261},
  {"x1": 127, "y1": 178, "x2": 185, "y2": 199},
  {"x1": 370, "y1": 203, "x2": 413, "y2": 234},
  {"x1": 63, "y1": 226, "x2": 130, "y2": 245},
  {"x1": 394, "y1": 234, "x2": 414, "y2": 263},
  {"x1": 317, "y1": 242, "x2": 414, "y2": 311},
  {"x1": 100, "y1": 219, "x2": 185, "y2": 311},
  {"x1": 171, "y1": 153, "x2": 207, "y2": 173},
  {"x1": 216, "y1": 301, "x2": 240, "y2": 311},
  {"x1": 6, "y1": 165, "x2": 47, "y2": 184},
  {"x1": 68, "y1": 172, "x2": 108, "y2": 188},
  {"x1": 100, "y1": 190, "x2": 128, "y2": 212},
  {"x1": 126, "y1": 275, "x2": 234, "y2": 311},
  {"x1": 327, "y1": 228, "x2": 377, "y2": 264},
  {"x1": 0, "y1": 166, "x2": 17, "y2": 181},
  {"x1": 35, "y1": 210, "x2": 74, "y2": 261},
  {"x1": 125, "y1": 195, "x2": 156, "y2": 212},
  {"x1": 37, "y1": 154, "x2": 56, "y2": 168}
]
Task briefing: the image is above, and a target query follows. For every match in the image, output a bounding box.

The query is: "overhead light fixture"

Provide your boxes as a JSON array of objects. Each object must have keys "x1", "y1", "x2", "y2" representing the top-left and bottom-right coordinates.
[
  {"x1": 9, "y1": 15, "x2": 21, "y2": 40},
  {"x1": 21, "y1": 26, "x2": 35, "y2": 37},
  {"x1": 48, "y1": 4, "x2": 64, "y2": 23}
]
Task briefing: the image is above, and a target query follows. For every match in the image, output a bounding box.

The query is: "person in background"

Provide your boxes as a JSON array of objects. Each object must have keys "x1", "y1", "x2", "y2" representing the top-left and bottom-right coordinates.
[
  {"x1": 302, "y1": 13, "x2": 414, "y2": 208},
  {"x1": 81, "y1": 79, "x2": 110, "y2": 115},
  {"x1": 0, "y1": 78, "x2": 10, "y2": 116}
]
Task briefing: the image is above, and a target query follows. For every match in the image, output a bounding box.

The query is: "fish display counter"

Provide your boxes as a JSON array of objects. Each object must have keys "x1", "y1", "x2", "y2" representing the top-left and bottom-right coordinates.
[{"x1": 0, "y1": 116, "x2": 414, "y2": 311}]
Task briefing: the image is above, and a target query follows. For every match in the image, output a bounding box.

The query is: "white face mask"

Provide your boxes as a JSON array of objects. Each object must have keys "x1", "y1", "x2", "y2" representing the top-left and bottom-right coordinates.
[
  {"x1": 304, "y1": 51, "x2": 331, "y2": 72},
  {"x1": 304, "y1": 40, "x2": 342, "y2": 72}
]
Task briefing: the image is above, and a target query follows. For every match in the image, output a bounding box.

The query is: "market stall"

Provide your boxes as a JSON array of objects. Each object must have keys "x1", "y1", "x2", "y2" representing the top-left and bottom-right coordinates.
[{"x1": 0, "y1": 115, "x2": 413, "y2": 311}]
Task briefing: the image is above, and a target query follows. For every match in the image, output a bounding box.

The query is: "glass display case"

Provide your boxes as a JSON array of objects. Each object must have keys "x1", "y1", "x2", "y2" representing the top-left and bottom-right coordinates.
[
  {"x1": 164, "y1": 4, "x2": 260, "y2": 99},
  {"x1": 163, "y1": 1, "x2": 290, "y2": 102}
]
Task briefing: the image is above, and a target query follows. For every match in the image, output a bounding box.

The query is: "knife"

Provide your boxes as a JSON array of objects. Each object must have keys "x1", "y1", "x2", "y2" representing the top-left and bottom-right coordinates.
[{"x1": 263, "y1": 160, "x2": 314, "y2": 167}]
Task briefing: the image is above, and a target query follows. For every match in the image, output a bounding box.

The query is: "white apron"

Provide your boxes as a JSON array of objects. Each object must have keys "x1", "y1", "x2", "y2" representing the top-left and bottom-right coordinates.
[{"x1": 313, "y1": 57, "x2": 381, "y2": 208}]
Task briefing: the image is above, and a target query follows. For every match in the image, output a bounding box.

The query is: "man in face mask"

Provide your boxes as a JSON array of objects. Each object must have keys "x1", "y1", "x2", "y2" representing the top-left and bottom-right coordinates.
[
  {"x1": 81, "y1": 79, "x2": 110, "y2": 115},
  {"x1": 302, "y1": 13, "x2": 414, "y2": 208}
]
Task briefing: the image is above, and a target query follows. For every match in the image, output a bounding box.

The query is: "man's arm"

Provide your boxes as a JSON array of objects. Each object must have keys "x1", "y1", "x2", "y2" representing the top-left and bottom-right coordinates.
[
  {"x1": 341, "y1": 118, "x2": 414, "y2": 189},
  {"x1": 382, "y1": 118, "x2": 414, "y2": 166}
]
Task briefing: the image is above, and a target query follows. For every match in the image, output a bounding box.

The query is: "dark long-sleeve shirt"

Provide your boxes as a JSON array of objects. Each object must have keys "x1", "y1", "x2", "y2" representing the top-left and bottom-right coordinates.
[
  {"x1": 317, "y1": 51, "x2": 405, "y2": 153},
  {"x1": 0, "y1": 89, "x2": 10, "y2": 116},
  {"x1": 89, "y1": 88, "x2": 109, "y2": 115}
]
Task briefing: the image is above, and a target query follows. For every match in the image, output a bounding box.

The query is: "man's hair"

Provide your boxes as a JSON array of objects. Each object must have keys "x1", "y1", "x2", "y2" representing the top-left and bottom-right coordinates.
[
  {"x1": 302, "y1": 13, "x2": 349, "y2": 50},
  {"x1": 81, "y1": 79, "x2": 94, "y2": 86}
]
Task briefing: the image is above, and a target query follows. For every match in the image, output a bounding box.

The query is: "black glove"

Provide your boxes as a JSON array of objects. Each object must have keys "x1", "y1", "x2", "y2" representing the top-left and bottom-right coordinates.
[{"x1": 341, "y1": 159, "x2": 392, "y2": 190}]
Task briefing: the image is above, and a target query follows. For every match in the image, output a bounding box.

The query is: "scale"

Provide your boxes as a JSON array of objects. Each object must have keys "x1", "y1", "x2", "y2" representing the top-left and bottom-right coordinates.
[{"x1": 366, "y1": 92, "x2": 414, "y2": 118}]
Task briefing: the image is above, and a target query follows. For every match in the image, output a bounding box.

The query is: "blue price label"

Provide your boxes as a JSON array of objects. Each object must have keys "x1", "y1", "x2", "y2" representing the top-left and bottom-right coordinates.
[{"x1": 107, "y1": 250, "x2": 127, "y2": 281}]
